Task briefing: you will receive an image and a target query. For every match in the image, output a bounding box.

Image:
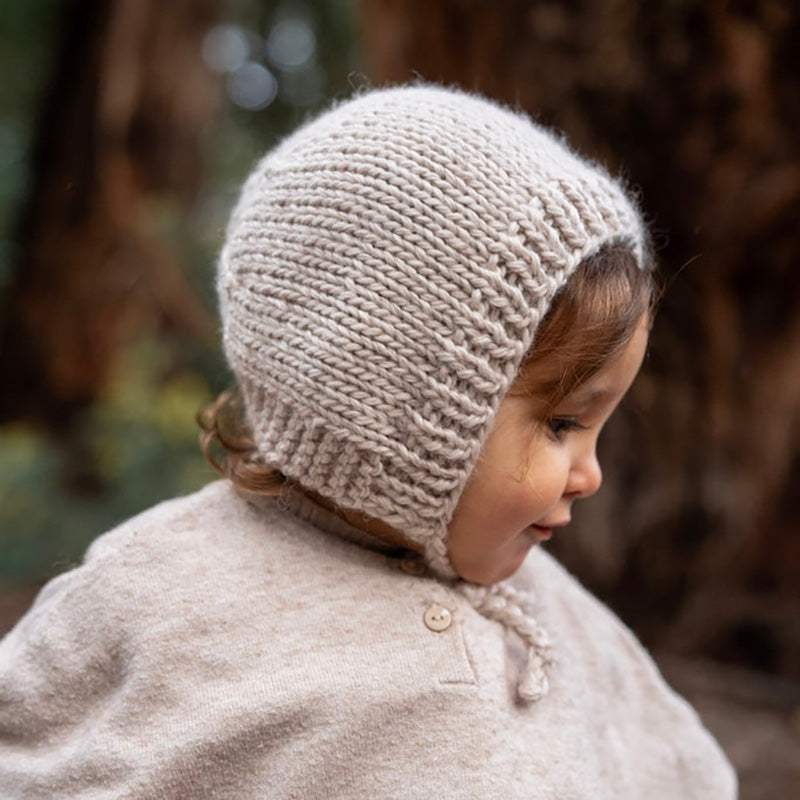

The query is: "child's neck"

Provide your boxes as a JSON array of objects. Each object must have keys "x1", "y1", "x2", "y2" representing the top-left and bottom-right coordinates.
[{"x1": 301, "y1": 488, "x2": 423, "y2": 555}]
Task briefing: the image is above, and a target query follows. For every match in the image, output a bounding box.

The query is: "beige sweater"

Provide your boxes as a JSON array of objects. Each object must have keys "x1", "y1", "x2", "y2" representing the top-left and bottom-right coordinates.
[{"x1": 0, "y1": 481, "x2": 736, "y2": 798}]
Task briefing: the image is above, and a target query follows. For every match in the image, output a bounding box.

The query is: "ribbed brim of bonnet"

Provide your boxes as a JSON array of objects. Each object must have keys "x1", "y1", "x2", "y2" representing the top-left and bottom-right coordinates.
[{"x1": 218, "y1": 84, "x2": 646, "y2": 576}]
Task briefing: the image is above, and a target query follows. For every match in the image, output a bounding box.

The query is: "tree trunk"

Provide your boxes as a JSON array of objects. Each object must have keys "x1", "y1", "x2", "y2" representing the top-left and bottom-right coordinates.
[
  {"x1": 0, "y1": 0, "x2": 219, "y2": 429},
  {"x1": 359, "y1": 0, "x2": 800, "y2": 680}
]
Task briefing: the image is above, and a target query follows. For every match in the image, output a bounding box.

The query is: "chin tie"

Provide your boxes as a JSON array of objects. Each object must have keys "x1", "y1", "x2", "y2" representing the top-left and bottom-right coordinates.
[{"x1": 457, "y1": 580, "x2": 553, "y2": 703}]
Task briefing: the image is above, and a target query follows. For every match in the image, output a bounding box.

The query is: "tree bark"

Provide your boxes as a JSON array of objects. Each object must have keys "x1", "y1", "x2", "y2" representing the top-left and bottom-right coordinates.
[
  {"x1": 0, "y1": 0, "x2": 219, "y2": 429},
  {"x1": 360, "y1": 0, "x2": 800, "y2": 679}
]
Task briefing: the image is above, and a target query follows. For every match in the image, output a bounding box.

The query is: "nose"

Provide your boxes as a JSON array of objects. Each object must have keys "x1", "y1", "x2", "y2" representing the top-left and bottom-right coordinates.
[{"x1": 566, "y1": 449, "x2": 603, "y2": 499}]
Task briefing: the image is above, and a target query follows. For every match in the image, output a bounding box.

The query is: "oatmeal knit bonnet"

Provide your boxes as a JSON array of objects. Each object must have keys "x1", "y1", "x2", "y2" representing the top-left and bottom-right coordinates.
[{"x1": 218, "y1": 84, "x2": 647, "y2": 701}]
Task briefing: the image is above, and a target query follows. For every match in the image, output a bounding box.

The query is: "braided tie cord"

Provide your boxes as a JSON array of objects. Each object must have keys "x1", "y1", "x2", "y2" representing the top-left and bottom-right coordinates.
[{"x1": 458, "y1": 581, "x2": 553, "y2": 703}]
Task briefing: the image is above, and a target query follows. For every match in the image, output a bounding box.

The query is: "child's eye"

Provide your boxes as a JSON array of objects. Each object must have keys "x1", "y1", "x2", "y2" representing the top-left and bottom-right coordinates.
[{"x1": 547, "y1": 416, "x2": 586, "y2": 439}]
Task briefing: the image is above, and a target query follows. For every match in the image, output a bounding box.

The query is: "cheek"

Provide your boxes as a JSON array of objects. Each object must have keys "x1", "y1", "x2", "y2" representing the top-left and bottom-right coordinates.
[
  {"x1": 501, "y1": 453, "x2": 571, "y2": 525},
  {"x1": 460, "y1": 465, "x2": 527, "y2": 525},
  {"x1": 528, "y1": 467, "x2": 566, "y2": 505},
  {"x1": 452, "y1": 472, "x2": 538, "y2": 545}
]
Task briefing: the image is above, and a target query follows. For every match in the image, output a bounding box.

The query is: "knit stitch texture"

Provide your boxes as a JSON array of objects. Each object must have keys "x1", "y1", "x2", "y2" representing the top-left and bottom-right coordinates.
[{"x1": 218, "y1": 84, "x2": 647, "y2": 578}]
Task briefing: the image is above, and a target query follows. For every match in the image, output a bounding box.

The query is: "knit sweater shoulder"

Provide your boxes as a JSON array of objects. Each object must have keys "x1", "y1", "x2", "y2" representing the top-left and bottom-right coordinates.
[{"x1": 0, "y1": 481, "x2": 736, "y2": 799}]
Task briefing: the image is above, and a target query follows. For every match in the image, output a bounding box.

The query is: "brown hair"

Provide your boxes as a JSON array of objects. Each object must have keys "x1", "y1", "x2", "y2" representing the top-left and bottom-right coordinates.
[
  {"x1": 197, "y1": 390, "x2": 287, "y2": 496},
  {"x1": 198, "y1": 244, "x2": 657, "y2": 494},
  {"x1": 513, "y1": 244, "x2": 657, "y2": 408}
]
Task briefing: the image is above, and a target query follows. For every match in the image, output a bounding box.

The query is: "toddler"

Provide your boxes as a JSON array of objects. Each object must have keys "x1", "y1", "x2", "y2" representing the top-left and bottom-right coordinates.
[{"x1": 0, "y1": 85, "x2": 736, "y2": 798}]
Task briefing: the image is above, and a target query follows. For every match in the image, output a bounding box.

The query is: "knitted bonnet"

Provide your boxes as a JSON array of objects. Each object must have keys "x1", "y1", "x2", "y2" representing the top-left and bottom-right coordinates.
[{"x1": 218, "y1": 85, "x2": 647, "y2": 699}]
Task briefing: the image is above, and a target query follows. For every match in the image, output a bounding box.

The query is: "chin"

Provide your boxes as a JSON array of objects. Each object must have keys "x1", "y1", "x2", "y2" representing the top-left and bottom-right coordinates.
[
  {"x1": 501, "y1": 544, "x2": 538, "y2": 580},
  {"x1": 468, "y1": 555, "x2": 530, "y2": 585}
]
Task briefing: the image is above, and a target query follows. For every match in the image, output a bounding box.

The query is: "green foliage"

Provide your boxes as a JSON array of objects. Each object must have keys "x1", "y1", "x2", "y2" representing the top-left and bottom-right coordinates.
[
  {"x1": 0, "y1": 0, "x2": 360, "y2": 586},
  {"x1": 0, "y1": 337, "x2": 219, "y2": 584}
]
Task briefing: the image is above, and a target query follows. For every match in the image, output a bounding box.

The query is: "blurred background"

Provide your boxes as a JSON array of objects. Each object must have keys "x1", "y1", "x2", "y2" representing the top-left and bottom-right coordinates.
[{"x1": 0, "y1": 1, "x2": 798, "y2": 795}]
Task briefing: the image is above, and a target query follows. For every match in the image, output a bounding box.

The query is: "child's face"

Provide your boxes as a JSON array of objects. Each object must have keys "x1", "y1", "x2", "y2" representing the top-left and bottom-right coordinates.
[{"x1": 446, "y1": 316, "x2": 650, "y2": 585}]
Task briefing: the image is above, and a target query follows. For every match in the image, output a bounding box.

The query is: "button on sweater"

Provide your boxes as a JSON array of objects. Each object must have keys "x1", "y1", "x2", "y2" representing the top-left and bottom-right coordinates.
[{"x1": 0, "y1": 481, "x2": 736, "y2": 798}]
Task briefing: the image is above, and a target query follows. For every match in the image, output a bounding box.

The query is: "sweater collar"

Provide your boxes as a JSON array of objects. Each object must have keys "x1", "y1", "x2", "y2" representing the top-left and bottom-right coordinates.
[
  {"x1": 238, "y1": 482, "x2": 552, "y2": 704},
  {"x1": 243, "y1": 485, "x2": 414, "y2": 560},
  {"x1": 287, "y1": 486, "x2": 554, "y2": 702}
]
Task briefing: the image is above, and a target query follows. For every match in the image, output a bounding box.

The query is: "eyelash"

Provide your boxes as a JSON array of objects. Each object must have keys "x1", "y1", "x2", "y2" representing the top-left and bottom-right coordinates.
[{"x1": 547, "y1": 416, "x2": 587, "y2": 440}]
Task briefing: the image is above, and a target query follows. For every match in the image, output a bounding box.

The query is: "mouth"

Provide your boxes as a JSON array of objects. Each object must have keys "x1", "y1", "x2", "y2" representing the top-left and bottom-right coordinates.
[
  {"x1": 526, "y1": 524, "x2": 553, "y2": 543},
  {"x1": 526, "y1": 518, "x2": 570, "y2": 543}
]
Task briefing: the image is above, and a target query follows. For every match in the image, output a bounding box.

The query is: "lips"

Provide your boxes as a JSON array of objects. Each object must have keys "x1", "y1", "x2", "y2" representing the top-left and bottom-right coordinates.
[
  {"x1": 527, "y1": 524, "x2": 553, "y2": 543},
  {"x1": 527, "y1": 518, "x2": 570, "y2": 543}
]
